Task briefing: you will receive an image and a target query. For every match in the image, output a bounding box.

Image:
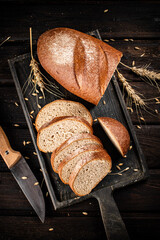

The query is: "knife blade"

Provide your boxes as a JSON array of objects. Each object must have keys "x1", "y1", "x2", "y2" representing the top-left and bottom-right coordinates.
[{"x1": 0, "y1": 126, "x2": 45, "y2": 223}]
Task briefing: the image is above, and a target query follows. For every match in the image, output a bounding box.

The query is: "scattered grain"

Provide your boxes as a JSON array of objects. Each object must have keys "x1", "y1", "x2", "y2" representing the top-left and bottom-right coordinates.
[
  {"x1": 124, "y1": 39, "x2": 129, "y2": 41},
  {"x1": 129, "y1": 145, "x2": 133, "y2": 150},
  {"x1": 39, "y1": 96, "x2": 44, "y2": 99},
  {"x1": 23, "y1": 141, "x2": 26, "y2": 146},
  {"x1": 46, "y1": 192, "x2": 49, "y2": 197},
  {"x1": 124, "y1": 155, "x2": 127, "y2": 158},
  {"x1": 94, "y1": 118, "x2": 98, "y2": 122},
  {"x1": 26, "y1": 141, "x2": 31, "y2": 144},
  {"x1": 104, "y1": 9, "x2": 108, "y2": 13},
  {"x1": 49, "y1": 228, "x2": 54, "y2": 231},
  {"x1": 37, "y1": 104, "x2": 41, "y2": 109},
  {"x1": 33, "y1": 151, "x2": 37, "y2": 155},
  {"x1": 155, "y1": 109, "x2": 158, "y2": 114},
  {"x1": 25, "y1": 156, "x2": 30, "y2": 159},
  {"x1": 134, "y1": 46, "x2": 141, "y2": 50},
  {"x1": 132, "y1": 61, "x2": 135, "y2": 66},
  {"x1": 103, "y1": 100, "x2": 106, "y2": 105},
  {"x1": 133, "y1": 169, "x2": 139, "y2": 172},
  {"x1": 127, "y1": 107, "x2": 133, "y2": 113},
  {"x1": 129, "y1": 39, "x2": 134, "y2": 41},
  {"x1": 21, "y1": 176, "x2": 27, "y2": 180},
  {"x1": 116, "y1": 165, "x2": 121, "y2": 170},
  {"x1": 140, "y1": 117, "x2": 145, "y2": 121},
  {"x1": 34, "y1": 182, "x2": 39, "y2": 186},
  {"x1": 104, "y1": 39, "x2": 109, "y2": 42},
  {"x1": 32, "y1": 93, "x2": 37, "y2": 96},
  {"x1": 140, "y1": 53, "x2": 145, "y2": 57},
  {"x1": 110, "y1": 39, "x2": 115, "y2": 41},
  {"x1": 119, "y1": 163, "x2": 124, "y2": 166},
  {"x1": 136, "y1": 125, "x2": 141, "y2": 129},
  {"x1": 24, "y1": 98, "x2": 29, "y2": 101},
  {"x1": 14, "y1": 124, "x2": 20, "y2": 127},
  {"x1": 30, "y1": 110, "x2": 34, "y2": 114},
  {"x1": 82, "y1": 212, "x2": 88, "y2": 215},
  {"x1": 14, "y1": 102, "x2": 19, "y2": 106}
]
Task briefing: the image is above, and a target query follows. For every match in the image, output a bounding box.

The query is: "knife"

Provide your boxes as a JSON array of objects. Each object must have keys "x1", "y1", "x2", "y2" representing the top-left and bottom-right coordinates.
[{"x1": 0, "y1": 126, "x2": 45, "y2": 222}]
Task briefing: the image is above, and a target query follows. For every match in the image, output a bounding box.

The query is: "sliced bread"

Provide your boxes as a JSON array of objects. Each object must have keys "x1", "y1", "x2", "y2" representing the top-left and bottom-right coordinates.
[
  {"x1": 69, "y1": 150, "x2": 111, "y2": 196},
  {"x1": 58, "y1": 144, "x2": 104, "y2": 184},
  {"x1": 37, "y1": 116, "x2": 93, "y2": 153},
  {"x1": 51, "y1": 133, "x2": 103, "y2": 172},
  {"x1": 98, "y1": 117, "x2": 130, "y2": 157},
  {"x1": 35, "y1": 99, "x2": 93, "y2": 131}
]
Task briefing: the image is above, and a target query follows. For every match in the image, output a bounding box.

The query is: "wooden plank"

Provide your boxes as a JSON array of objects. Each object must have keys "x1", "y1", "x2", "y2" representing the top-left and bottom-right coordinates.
[
  {"x1": 0, "y1": 1, "x2": 160, "y2": 41},
  {"x1": 0, "y1": 214, "x2": 159, "y2": 240},
  {"x1": 0, "y1": 170, "x2": 159, "y2": 213}
]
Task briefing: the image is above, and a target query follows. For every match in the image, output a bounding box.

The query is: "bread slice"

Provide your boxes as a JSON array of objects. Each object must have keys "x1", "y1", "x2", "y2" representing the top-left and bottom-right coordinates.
[
  {"x1": 98, "y1": 117, "x2": 130, "y2": 157},
  {"x1": 69, "y1": 150, "x2": 111, "y2": 196},
  {"x1": 58, "y1": 144, "x2": 104, "y2": 184},
  {"x1": 35, "y1": 99, "x2": 93, "y2": 131},
  {"x1": 37, "y1": 116, "x2": 93, "y2": 153},
  {"x1": 51, "y1": 133, "x2": 103, "y2": 173}
]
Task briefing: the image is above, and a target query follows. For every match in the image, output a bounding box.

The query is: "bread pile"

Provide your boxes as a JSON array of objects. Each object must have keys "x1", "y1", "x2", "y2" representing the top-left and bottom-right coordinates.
[{"x1": 36, "y1": 100, "x2": 130, "y2": 196}]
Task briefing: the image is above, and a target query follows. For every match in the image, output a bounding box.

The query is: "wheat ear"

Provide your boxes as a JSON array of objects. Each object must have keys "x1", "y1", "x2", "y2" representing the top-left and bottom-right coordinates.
[
  {"x1": 116, "y1": 69, "x2": 146, "y2": 108},
  {"x1": 120, "y1": 62, "x2": 160, "y2": 91}
]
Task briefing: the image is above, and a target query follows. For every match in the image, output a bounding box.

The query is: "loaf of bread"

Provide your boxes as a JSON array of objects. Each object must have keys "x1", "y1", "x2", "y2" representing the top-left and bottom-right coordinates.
[
  {"x1": 51, "y1": 133, "x2": 103, "y2": 172},
  {"x1": 58, "y1": 144, "x2": 104, "y2": 184},
  {"x1": 35, "y1": 99, "x2": 93, "y2": 131},
  {"x1": 37, "y1": 28, "x2": 122, "y2": 105},
  {"x1": 98, "y1": 117, "x2": 130, "y2": 157},
  {"x1": 37, "y1": 116, "x2": 93, "y2": 153},
  {"x1": 69, "y1": 149, "x2": 112, "y2": 196}
]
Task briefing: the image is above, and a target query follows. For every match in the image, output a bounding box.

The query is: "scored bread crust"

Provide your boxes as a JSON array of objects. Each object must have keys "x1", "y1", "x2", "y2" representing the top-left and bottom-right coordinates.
[
  {"x1": 98, "y1": 117, "x2": 130, "y2": 157},
  {"x1": 69, "y1": 149, "x2": 112, "y2": 196},
  {"x1": 37, "y1": 27, "x2": 122, "y2": 105},
  {"x1": 37, "y1": 116, "x2": 93, "y2": 153},
  {"x1": 51, "y1": 133, "x2": 103, "y2": 173},
  {"x1": 58, "y1": 144, "x2": 104, "y2": 184},
  {"x1": 35, "y1": 99, "x2": 93, "y2": 131}
]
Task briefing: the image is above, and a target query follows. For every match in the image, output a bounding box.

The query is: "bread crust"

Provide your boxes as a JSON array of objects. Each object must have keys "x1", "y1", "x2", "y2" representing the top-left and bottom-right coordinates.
[
  {"x1": 37, "y1": 116, "x2": 93, "y2": 153},
  {"x1": 69, "y1": 149, "x2": 112, "y2": 196},
  {"x1": 98, "y1": 117, "x2": 130, "y2": 157},
  {"x1": 51, "y1": 133, "x2": 103, "y2": 173},
  {"x1": 37, "y1": 27, "x2": 122, "y2": 105},
  {"x1": 58, "y1": 144, "x2": 104, "y2": 184},
  {"x1": 35, "y1": 99, "x2": 93, "y2": 131}
]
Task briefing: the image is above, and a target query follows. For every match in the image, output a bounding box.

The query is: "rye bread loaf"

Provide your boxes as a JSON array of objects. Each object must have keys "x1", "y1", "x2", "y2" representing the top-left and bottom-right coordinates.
[
  {"x1": 37, "y1": 27, "x2": 122, "y2": 105},
  {"x1": 35, "y1": 99, "x2": 93, "y2": 131},
  {"x1": 69, "y1": 150, "x2": 111, "y2": 196},
  {"x1": 37, "y1": 116, "x2": 93, "y2": 153},
  {"x1": 98, "y1": 117, "x2": 130, "y2": 157},
  {"x1": 51, "y1": 133, "x2": 103, "y2": 173},
  {"x1": 58, "y1": 144, "x2": 104, "y2": 184}
]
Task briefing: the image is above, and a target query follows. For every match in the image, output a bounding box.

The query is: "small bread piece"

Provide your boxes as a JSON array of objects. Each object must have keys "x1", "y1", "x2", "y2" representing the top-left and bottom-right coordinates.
[
  {"x1": 37, "y1": 116, "x2": 93, "y2": 153},
  {"x1": 35, "y1": 99, "x2": 93, "y2": 131},
  {"x1": 69, "y1": 150, "x2": 111, "y2": 196},
  {"x1": 58, "y1": 144, "x2": 104, "y2": 184},
  {"x1": 51, "y1": 133, "x2": 103, "y2": 173},
  {"x1": 37, "y1": 28, "x2": 122, "y2": 105},
  {"x1": 98, "y1": 117, "x2": 130, "y2": 157}
]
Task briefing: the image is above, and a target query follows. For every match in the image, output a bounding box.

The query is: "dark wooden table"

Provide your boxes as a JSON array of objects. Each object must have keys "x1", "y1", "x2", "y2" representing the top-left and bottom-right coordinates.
[{"x1": 0, "y1": 1, "x2": 160, "y2": 239}]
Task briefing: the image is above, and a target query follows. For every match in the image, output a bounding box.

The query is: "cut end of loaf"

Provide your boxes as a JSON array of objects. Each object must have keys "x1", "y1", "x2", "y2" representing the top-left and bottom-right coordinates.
[{"x1": 98, "y1": 117, "x2": 130, "y2": 157}]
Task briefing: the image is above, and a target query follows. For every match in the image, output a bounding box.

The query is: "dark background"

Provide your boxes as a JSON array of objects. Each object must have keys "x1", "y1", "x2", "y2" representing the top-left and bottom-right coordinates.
[{"x1": 0, "y1": 1, "x2": 160, "y2": 239}]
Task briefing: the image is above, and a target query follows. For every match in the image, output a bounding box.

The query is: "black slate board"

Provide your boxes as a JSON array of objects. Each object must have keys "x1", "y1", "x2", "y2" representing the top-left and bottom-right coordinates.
[{"x1": 8, "y1": 29, "x2": 148, "y2": 240}]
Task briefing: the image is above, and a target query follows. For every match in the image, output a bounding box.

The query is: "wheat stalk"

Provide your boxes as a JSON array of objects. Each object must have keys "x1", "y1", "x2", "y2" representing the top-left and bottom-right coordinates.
[
  {"x1": 0, "y1": 36, "x2": 11, "y2": 47},
  {"x1": 120, "y1": 62, "x2": 160, "y2": 91},
  {"x1": 116, "y1": 69, "x2": 146, "y2": 108}
]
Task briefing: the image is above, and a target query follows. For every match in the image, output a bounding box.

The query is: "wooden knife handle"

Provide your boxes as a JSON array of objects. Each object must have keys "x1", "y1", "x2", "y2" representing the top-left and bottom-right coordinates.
[{"x1": 0, "y1": 126, "x2": 21, "y2": 168}]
